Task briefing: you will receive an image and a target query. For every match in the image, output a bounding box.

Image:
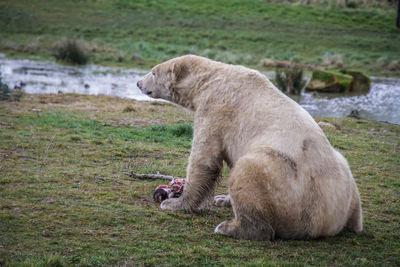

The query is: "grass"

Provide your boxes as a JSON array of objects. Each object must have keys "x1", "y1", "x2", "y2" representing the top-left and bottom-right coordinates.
[
  {"x1": 0, "y1": 94, "x2": 399, "y2": 266},
  {"x1": 0, "y1": 0, "x2": 399, "y2": 76}
]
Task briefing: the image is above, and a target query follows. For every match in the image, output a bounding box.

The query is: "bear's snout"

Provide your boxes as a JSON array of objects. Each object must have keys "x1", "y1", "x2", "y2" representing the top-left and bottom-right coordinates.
[{"x1": 137, "y1": 79, "x2": 153, "y2": 96}]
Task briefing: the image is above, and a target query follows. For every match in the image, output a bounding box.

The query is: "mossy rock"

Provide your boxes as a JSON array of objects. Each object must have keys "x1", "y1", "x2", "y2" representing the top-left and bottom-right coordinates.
[
  {"x1": 305, "y1": 70, "x2": 353, "y2": 93},
  {"x1": 340, "y1": 69, "x2": 371, "y2": 93}
]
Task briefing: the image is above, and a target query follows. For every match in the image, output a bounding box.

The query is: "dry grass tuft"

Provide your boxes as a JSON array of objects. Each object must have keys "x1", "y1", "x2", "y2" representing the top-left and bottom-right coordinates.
[
  {"x1": 51, "y1": 38, "x2": 90, "y2": 65},
  {"x1": 387, "y1": 60, "x2": 399, "y2": 71},
  {"x1": 122, "y1": 105, "x2": 137, "y2": 113},
  {"x1": 322, "y1": 53, "x2": 344, "y2": 68}
]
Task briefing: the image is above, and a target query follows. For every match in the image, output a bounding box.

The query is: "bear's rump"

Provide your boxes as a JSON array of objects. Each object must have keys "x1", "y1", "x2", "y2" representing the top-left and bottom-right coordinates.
[{"x1": 229, "y1": 149, "x2": 351, "y2": 239}]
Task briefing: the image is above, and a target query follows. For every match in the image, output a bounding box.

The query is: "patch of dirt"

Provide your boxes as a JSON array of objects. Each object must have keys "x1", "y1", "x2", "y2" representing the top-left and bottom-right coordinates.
[
  {"x1": 132, "y1": 197, "x2": 157, "y2": 207},
  {"x1": 104, "y1": 118, "x2": 161, "y2": 127},
  {"x1": 130, "y1": 149, "x2": 168, "y2": 160}
]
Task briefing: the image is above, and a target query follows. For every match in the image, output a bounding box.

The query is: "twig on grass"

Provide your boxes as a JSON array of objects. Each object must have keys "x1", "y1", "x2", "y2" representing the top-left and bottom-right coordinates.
[{"x1": 125, "y1": 172, "x2": 177, "y2": 181}]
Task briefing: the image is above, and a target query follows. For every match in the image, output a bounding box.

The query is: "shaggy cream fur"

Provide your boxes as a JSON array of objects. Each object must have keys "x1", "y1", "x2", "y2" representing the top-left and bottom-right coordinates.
[{"x1": 137, "y1": 55, "x2": 362, "y2": 240}]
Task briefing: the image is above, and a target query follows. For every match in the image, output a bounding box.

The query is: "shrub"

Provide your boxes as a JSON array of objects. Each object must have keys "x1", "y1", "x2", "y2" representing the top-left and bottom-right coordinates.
[
  {"x1": 52, "y1": 38, "x2": 90, "y2": 65},
  {"x1": 275, "y1": 68, "x2": 306, "y2": 95}
]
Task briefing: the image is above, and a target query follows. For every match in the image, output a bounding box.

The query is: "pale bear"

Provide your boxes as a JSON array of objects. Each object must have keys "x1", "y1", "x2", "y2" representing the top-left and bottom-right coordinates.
[{"x1": 137, "y1": 55, "x2": 362, "y2": 240}]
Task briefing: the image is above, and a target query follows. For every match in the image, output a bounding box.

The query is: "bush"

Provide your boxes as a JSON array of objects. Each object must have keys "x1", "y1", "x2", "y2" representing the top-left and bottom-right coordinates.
[
  {"x1": 52, "y1": 38, "x2": 90, "y2": 65},
  {"x1": 275, "y1": 68, "x2": 306, "y2": 95}
]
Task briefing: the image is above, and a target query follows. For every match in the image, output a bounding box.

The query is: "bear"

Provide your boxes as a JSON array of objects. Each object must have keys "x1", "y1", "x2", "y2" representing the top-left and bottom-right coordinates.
[{"x1": 137, "y1": 55, "x2": 362, "y2": 240}]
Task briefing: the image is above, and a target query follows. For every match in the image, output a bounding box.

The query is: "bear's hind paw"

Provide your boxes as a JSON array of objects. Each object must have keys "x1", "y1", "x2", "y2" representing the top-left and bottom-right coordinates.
[{"x1": 214, "y1": 195, "x2": 231, "y2": 207}]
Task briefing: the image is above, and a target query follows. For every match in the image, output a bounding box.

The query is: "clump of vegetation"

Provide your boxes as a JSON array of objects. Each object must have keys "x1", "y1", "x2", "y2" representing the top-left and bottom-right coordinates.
[
  {"x1": 122, "y1": 105, "x2": 137, "y2": 112},
  {"x1": 376, "y1": 57, "x2": 400, "y2": 73},
  {"x1": 0, "y1": 77, "x2": 11, "y2": 101},
  {"x1": 387, "y1": 60, "x2": 399, "y2": 71},
  {"x1": 69, "y1": 135, "x2": 82, "y2": 142},
  {"x1": 0, "y1": 77, "x2": 24, "y2": 102},
  {"x1": 259, "y1": 58, "x2": 275, "y2": 68},
  {"x1": 322, "y1": 53, "x2": 344, "y2": 69},
  {"x1": 296, "y1": 0, "x2": 396, "y2": 8},
  {"x1": 52, "y1": 38, "x2": 90, "y2": 65},
  {"x1": 170, "y1": 123, "x2": 193, "y2": 138},
  {"x1": 10, "y1": 89, "x2": 24, "y2": 102},
  {"x1": 149, "y1": 123, "x2": 193, "y2": 138},
  {"x1": 275, "y1": 68, "x2": 306, "y2": 95}
]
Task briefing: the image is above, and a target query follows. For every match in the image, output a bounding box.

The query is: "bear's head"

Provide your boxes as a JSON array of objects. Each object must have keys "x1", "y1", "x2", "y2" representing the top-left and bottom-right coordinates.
[{"x1": 137, "y1": 56, "x2": 189, "y2": 101}]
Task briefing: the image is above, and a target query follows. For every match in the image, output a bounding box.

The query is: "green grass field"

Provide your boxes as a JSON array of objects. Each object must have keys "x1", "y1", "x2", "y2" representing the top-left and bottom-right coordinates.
[
  {"x1": 0, "y1": 0, "x2": 399, "y2": 76},
  {"x1": 0, "y1": 94, "x2": 399, "y2": 266}
]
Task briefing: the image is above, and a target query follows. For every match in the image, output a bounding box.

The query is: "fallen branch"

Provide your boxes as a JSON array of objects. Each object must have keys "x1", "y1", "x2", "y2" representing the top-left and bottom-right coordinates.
[{"x1": 126, "y1": 172, "x2": 176, "y2": 180}]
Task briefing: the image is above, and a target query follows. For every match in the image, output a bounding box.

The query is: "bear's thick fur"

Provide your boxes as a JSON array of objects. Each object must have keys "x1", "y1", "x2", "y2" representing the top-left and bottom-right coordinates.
[{"x1": 137, "y1": 55, "x2": 362, "y2": 240}]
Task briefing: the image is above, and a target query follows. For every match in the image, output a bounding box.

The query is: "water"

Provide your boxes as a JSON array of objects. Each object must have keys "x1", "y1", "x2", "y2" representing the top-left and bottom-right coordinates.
[
  {"x1": 1, "y1": 56, "x2": 399, "y2": 124},
  {"x1": 299, "y1": 78, "x2": 400, "y2": 124},
  {"x1": 0, "y1": 56, "x2": 152, "y2": 101}
]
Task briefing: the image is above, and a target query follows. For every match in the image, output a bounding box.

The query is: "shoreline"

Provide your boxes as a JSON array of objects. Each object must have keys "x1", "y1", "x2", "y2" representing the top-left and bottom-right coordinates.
[{"x1": 2, "y1": 56, "x2": 400, "y2": 124}]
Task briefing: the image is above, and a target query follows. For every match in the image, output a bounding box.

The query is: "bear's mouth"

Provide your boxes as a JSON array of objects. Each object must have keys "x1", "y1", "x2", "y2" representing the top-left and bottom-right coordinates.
[{"x1": 145, "y1": 91, "x2": 153, "y2": 96}]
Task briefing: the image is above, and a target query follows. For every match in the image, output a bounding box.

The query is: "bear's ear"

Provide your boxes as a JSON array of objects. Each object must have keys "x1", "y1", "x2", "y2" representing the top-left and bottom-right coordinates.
[{"x1": 170, "y1": 62, "x2": 188, "y2": 83}]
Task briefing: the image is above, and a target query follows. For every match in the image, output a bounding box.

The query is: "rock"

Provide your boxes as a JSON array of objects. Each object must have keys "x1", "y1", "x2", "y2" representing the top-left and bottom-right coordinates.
[
  {"x1": 305, "y1": 70, "x2": 353, "y2": 93},
  {"x1": 318, "y1": 121, "x2": 341, "y2": 130},
  {"x1": 306, "y1": 69, "x2": 371, "y2": 93},
  {"x1": 340, "y1": 70, "x2": 370, "y2": 93},
  {"x1": 318, "y1": 121, "x2": 336, "y2": 129}
]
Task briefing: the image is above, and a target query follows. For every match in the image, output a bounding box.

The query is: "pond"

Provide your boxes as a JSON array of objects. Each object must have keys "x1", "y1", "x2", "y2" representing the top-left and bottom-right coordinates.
[{"x1": 1, "y1": 56, "x2": 399, "y2": 124}]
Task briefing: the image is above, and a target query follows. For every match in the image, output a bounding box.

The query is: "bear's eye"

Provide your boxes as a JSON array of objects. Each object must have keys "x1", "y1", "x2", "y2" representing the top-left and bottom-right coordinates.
[{"x1": 152, "y1": 72, "x2": 156, "y2": 76}]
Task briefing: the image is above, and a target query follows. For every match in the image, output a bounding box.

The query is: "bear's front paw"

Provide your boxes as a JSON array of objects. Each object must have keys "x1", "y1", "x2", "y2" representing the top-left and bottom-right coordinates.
[{"x1": 160, "y1": 197, "x2": 185, "y2": 211}]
